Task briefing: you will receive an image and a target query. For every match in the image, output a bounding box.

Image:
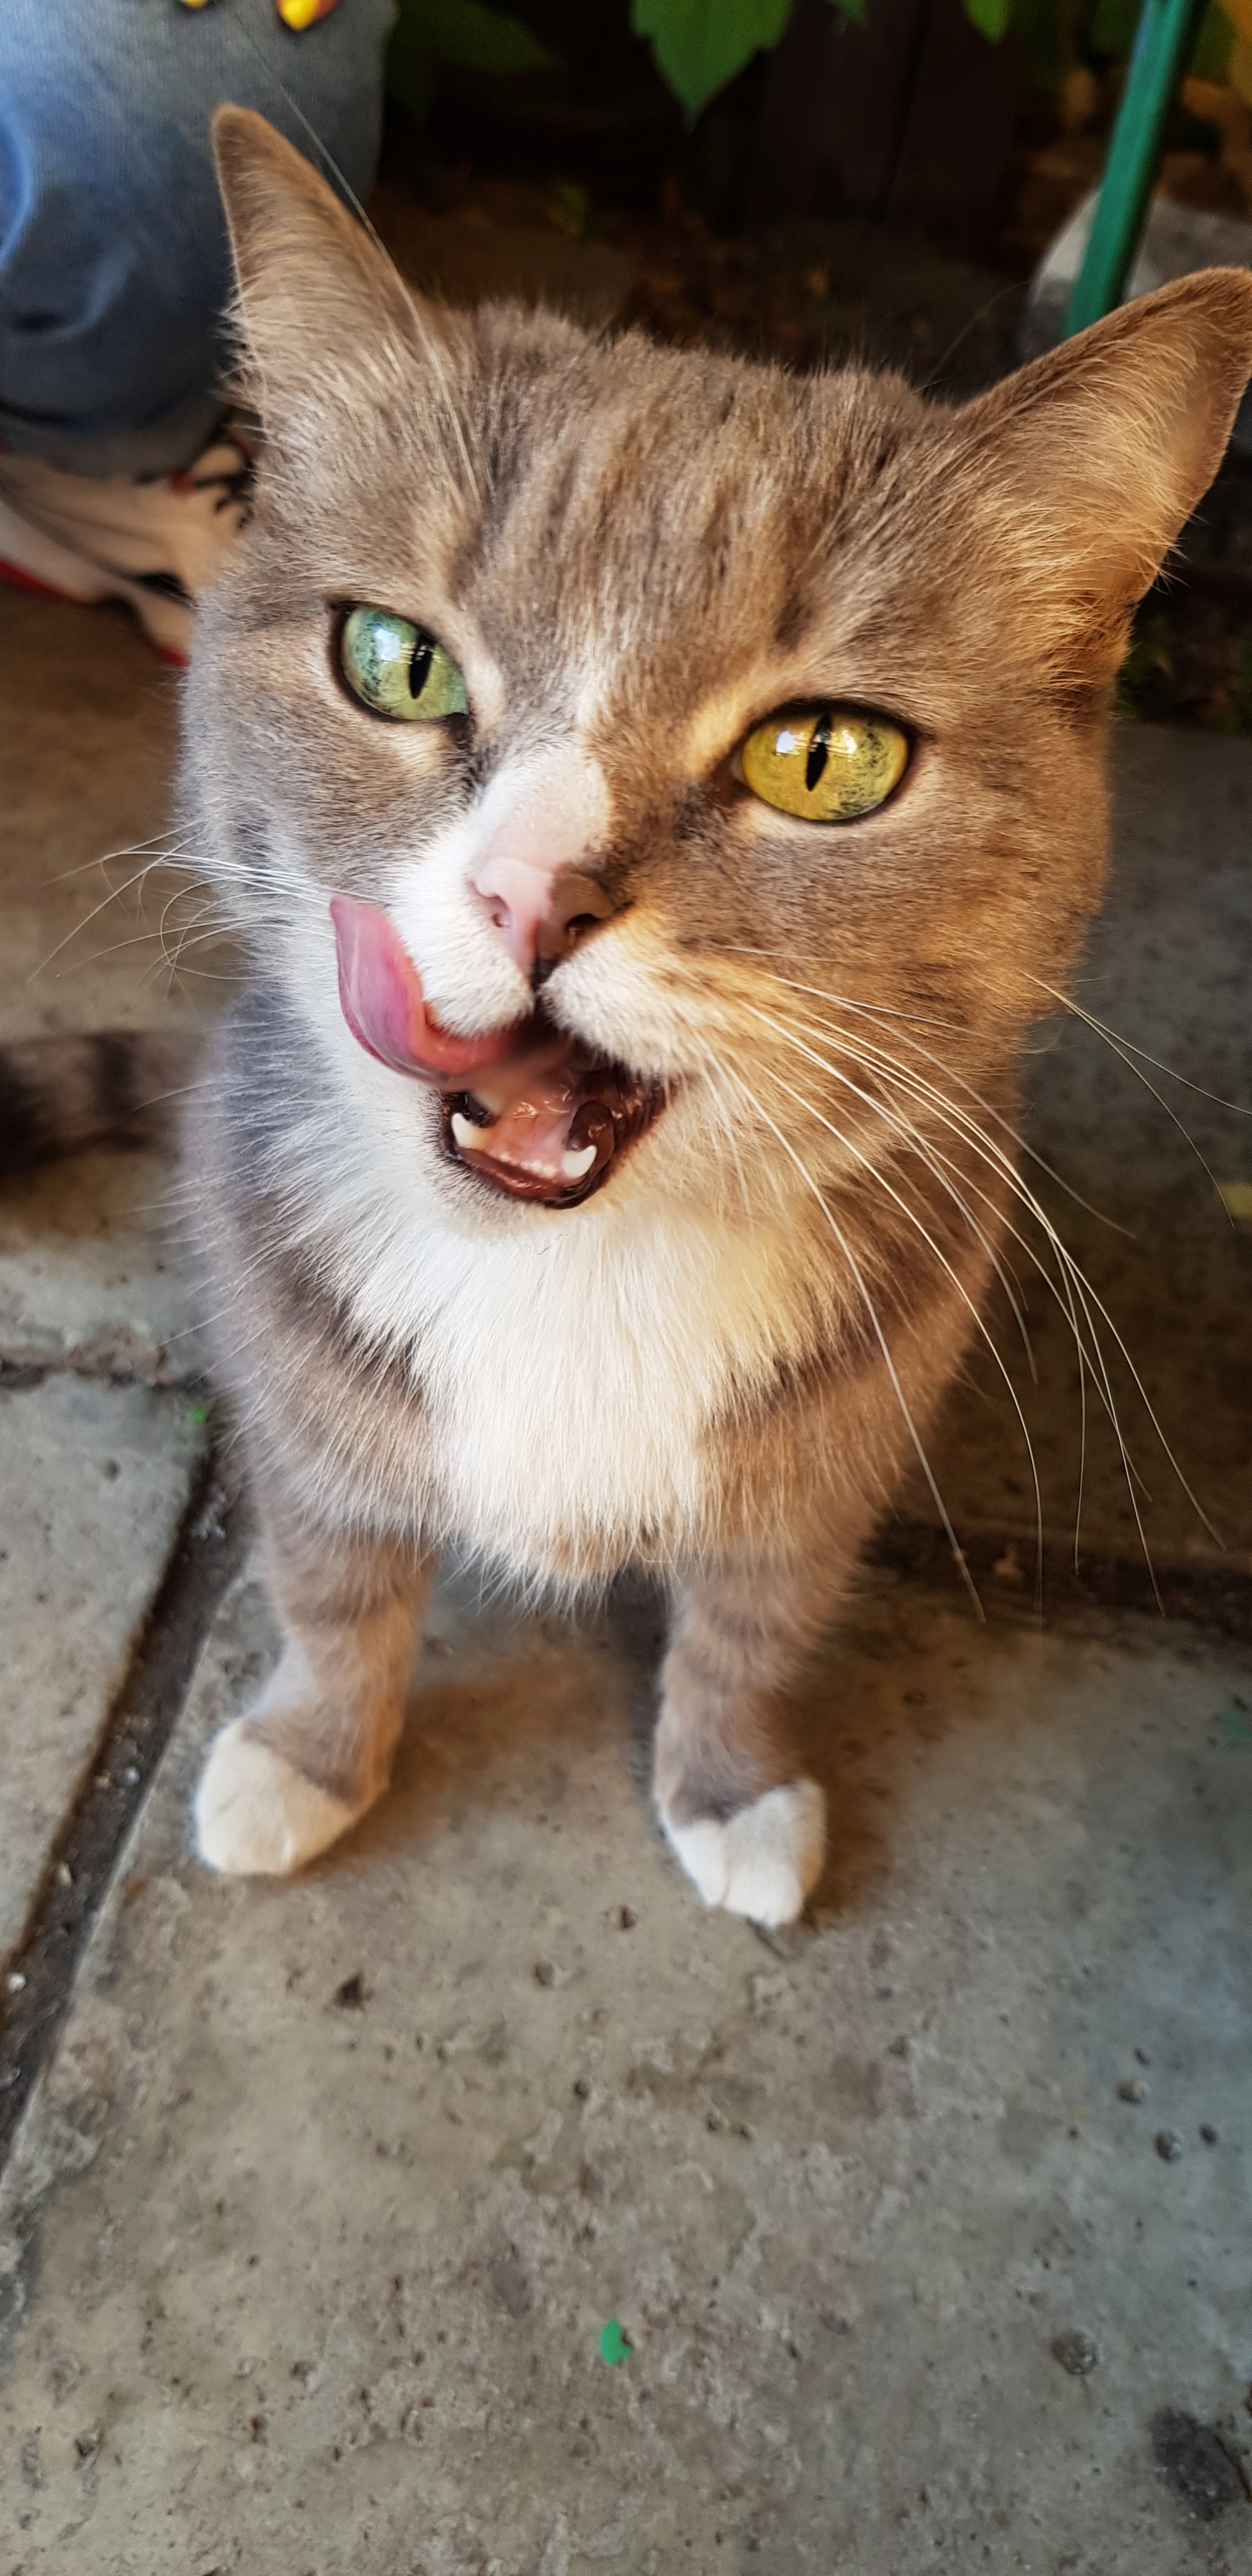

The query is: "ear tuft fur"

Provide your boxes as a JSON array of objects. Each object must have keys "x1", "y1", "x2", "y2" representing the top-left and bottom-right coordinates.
[
  {"x1": 210, "y1": 105, "x2": 427, "y2": 416},
  {"x1": 959, "y1": 268, "x2": 1252, "y2": 678}
]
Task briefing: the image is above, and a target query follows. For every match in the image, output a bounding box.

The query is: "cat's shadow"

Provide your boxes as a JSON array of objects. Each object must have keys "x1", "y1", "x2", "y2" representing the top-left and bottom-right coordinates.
[
  {"x1": 313, "y1": 1562, "x2": 1001, "y2": 1933},
  {"x1": 323, "y1": 1565, "x2": 664, "y2": 1877}
]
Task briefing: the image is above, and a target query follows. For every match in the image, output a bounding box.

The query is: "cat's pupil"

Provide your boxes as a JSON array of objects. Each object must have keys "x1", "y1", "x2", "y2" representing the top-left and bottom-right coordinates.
[
  {"x1": 409, "y1": 636, "x2": 433, "y2": 701},
  {"x1": 805, "y1": 712, "x2": 831, "y2": 794}
]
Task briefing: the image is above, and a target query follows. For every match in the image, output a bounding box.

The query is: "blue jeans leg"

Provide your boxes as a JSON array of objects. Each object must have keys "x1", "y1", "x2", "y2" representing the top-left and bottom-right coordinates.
[{"x1": 0, "y1": 0, "x2": 396, "y2": 479}]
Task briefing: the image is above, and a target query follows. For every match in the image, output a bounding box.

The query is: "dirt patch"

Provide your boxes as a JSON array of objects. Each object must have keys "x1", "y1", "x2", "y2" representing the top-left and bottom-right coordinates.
[{"x1": 1152, "y1": 2409, "x2": 1249, "y2": 2520}]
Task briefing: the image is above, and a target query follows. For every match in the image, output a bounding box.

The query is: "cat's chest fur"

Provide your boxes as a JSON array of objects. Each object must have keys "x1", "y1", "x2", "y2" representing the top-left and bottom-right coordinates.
[{"x1": 339, "y1": 1192, "x2": 805, "y2": 1581}]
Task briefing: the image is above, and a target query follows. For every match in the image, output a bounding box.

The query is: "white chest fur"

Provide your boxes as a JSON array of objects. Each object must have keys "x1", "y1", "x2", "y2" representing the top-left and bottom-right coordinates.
[{"x1": 338, "y1": 1185, "x2": 798, "y2": 1582}]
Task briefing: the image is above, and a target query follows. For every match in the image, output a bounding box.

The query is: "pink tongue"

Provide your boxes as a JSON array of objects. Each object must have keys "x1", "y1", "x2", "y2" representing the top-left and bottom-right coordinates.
[
  {"x1": 330, "y1": 894, "x2": 519, "y2": 1082},
  {"x1": 331, "y1": 894, "x2": 599, "y2": 1184}
]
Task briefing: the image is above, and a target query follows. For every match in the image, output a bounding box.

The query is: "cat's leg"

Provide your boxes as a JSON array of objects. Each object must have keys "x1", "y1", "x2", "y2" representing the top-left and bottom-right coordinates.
[
  {"x1": 655, "y1": 1545, "x2": 851, "y2": 1926},
  {"x1": 195, "y1": 1495, "x2": 429, "y2": 1878}
]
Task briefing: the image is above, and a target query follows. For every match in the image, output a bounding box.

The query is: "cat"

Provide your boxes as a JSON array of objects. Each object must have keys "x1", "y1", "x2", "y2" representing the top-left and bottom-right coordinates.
[{"x1": 21, "y1": 105, "x2": 1252, "y2": 1926}]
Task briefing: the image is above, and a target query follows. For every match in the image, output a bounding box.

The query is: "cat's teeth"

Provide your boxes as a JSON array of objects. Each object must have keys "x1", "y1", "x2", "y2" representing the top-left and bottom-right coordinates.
[
  {"x1": 451, "y1": 1110, "x2": 492, "y2": 1151},
  {"x1": 561, "y1": 1142, "x2": 598, "y2": 1181}
]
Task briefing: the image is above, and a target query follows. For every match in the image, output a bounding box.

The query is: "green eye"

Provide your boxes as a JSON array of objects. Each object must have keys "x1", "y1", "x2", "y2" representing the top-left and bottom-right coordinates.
[
  {"x1": 740, "y1": 704, "x2": 908, "y2": 824},
  {"x1": 339, "y1": 605, "x2": 469, "y2": 723}
]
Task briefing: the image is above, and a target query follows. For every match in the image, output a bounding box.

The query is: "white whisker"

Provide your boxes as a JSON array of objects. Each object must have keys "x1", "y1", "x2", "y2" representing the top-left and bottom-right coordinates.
[
  {"x1": 743, "y1": 1000, "x2": 1037, "y2": 1375},
  {"x1": 708, "y1": 963, "x2": 1219, "y2": 1589},
  {"x1": 1026, "y1": 972, "x2": 1251, "y2": 1206},
  {"x1": 714, "y1": 1055, "x2": 986, "y2": 1619},
  {"x1": 779, "y1": 1008, "x2": 1172, "y2": 1558},
  {"x1": 767, "y1": 970, "x2": 1133, "y2": 1237},
  {"x1": 812, "y1": 1018, "x2": 1205, "y2": 1542},
  {"x1": 756, "y1": 1054, "x2": 1045, "y2": 1611}
]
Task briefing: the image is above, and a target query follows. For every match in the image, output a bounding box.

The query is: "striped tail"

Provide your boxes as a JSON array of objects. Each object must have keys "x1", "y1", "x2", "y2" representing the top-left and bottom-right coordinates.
[{"x1": 0, "y1": 1031, "x2": 201, "y2": 1177}]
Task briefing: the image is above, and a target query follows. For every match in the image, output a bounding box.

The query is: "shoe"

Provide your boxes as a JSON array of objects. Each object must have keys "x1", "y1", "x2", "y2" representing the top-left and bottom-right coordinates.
[{"x1": 0, "y1": 433, "x2": 250, "y2": 664}]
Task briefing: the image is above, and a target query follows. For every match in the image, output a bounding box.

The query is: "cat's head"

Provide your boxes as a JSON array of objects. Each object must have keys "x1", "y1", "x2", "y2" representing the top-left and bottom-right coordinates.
[{"x1": 188, "y1": 109, "x2": 1252, "y2": 1237}]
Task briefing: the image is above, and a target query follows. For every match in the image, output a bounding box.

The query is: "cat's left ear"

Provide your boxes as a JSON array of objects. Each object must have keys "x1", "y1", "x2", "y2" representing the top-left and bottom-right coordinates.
[
  {"x1": 211, "y1": 105, "x2": 442, "y2": 420},
  {"x1": 958, "y1": 268, "x2": 1252, "y2": 675}
]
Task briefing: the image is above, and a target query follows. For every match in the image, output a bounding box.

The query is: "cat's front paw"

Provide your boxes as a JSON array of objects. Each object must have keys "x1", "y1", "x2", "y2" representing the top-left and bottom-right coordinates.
[
  {"x1": 659, "y1": 1778, "x2": 825, "y2": 1926},
  {"x1": 194, "y1": 1721, "x2": 360, "y2": 1877}
]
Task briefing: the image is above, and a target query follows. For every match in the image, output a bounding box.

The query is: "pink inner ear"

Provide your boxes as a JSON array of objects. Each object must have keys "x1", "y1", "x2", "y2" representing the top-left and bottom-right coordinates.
[{"x1": 330, "y1": 895, "x2": 515, "y2": 1080}]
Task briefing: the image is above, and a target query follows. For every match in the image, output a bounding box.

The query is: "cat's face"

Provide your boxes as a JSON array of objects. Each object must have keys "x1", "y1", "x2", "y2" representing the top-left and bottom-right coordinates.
[{"x1": 189, "y1": 113, "x2": 1252, "y2": 1241}]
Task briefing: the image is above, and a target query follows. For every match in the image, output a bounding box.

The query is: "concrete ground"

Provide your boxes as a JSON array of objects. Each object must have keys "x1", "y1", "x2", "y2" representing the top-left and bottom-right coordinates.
[{"x1": 1, "y1": 567, "x2": 1251, "y2": 2575}]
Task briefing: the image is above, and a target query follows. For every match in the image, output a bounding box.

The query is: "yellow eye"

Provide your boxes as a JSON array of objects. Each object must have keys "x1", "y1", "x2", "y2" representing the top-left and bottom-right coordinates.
[
  {"x1": 340, "y1": 605, "x2": 469, "y2": 723},
  {"x1": 740, "y1": 704, "x2": 908, "y2": 823}
]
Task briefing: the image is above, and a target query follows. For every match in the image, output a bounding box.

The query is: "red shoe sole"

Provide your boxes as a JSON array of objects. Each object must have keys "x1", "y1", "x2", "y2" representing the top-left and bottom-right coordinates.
[
  {"x1": 0, "y1": 556, "x2": 78, "y2": 603},
  {"x1": 0, "y1": 553, "x2": 188, "y2": 665}
]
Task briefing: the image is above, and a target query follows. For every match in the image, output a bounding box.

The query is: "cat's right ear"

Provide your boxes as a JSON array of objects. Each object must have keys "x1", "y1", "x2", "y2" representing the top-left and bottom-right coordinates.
[
  {"x1": 211, "y1": 105, "x2": 427, "y2": 406},
  {"x1": 955, "y1": 267, "x2": 1252, "y2": 682}
]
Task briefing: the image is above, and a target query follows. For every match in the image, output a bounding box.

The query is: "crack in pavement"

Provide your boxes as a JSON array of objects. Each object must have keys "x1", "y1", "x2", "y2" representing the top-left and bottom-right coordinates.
[{"x1": 0, "y1": 1452, "x2": 249, "y2": 2171}]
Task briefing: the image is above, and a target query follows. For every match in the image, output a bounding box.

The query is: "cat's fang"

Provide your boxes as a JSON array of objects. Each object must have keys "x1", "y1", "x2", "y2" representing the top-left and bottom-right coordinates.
[
  {"x1": 561, "y1": 1143, "x2": 598, "y2": 1181},
  {"x1": 451, "y1": 1109, "x2": 492, "y2": 1151}
]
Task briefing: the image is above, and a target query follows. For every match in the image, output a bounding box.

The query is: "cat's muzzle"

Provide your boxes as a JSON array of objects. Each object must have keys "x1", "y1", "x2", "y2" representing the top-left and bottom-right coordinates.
[{"x1": 330, "y1": 893, "x2": 664, "y2": 1207}]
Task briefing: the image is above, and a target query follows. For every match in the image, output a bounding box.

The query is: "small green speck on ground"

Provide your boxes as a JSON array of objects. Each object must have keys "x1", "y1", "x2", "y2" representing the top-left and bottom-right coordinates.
[
  {"x1": 1217, "y1": 1704, "x2": 1252, "y2": 1742},
  {"x1": 599, "y1": 2319, "x2": 631, "y2": 2366}
]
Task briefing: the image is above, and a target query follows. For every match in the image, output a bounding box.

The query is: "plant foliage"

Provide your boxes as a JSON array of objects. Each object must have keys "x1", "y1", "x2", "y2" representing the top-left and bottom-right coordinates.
[
  {"x1": 629, "y1": 0, "x2": 792, "y2": 123},
  {"x1": 388, "y1": 0, "x2": 1249, "y2": 129},
  {"x1": 388, "y1": 0, "x2": 553, "y2": 123},
  {"x1": 965, "y1": 0, "x2": 1012, "y2": 38}
]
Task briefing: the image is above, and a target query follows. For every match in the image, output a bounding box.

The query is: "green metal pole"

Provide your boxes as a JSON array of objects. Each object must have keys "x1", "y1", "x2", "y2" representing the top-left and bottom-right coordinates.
[{"x1": 1064, "y1": 0, "x2": 1211, "y2": 336}]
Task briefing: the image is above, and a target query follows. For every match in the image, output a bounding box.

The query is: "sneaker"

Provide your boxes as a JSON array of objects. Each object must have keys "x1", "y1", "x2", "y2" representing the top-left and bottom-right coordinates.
[{"x1": 0, "y1": 433, "x2": 250, "y2": 664}]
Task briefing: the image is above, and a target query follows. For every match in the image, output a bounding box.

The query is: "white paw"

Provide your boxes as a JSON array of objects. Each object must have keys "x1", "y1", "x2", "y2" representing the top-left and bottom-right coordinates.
[
  {"x1": 194, "y1": 1721, "x2": 359, "y2": 1877},
  {"x1": 660, "y1": 1779, "x2": 826, "y2": 1926}
]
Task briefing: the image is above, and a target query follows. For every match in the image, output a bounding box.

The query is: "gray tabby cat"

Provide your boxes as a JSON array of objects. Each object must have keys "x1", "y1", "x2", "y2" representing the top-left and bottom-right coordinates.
[{"x1": 161, "y1": 109, "x2": 1252, "y2": 1922}]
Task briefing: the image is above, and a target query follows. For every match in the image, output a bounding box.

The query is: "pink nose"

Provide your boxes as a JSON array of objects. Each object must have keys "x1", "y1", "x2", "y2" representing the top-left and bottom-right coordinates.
[{"x1": 473, "y1": 852, "x2": 615, "y2": 981}]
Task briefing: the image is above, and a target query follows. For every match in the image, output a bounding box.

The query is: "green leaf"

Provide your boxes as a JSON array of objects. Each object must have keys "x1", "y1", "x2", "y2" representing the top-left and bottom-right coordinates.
[
  {"x1": 1008, "y1": 0, "x2": 1064, "y2": 88},
  {"x1": 630, "y1": 0, "x2": 792, "y2": 125},
  {"x1": 1088, "y1": 0, "x2": 1143, "y2": 52},
  {"x1": 963, "y1": 0, "x2": 1012, "y2": 40},
  {"x1": 1191, "y1": 0, "x2": 1233, "y2": 80},
  {"x1": 387, "y1": 0, "x2": 554, "y2": 123},
  {"x1": 412, "y1": 0, "x2": 553, "y2": 73}
]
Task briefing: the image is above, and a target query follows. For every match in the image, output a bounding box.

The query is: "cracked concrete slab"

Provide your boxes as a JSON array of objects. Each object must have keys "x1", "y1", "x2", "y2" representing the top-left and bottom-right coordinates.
[
  {"x1": 0, "y1": 1376, "x2": 203, "y2": 1963},
  {"x1": 1, "y1": 1567, "x2": 1250, "y2": 2572}
]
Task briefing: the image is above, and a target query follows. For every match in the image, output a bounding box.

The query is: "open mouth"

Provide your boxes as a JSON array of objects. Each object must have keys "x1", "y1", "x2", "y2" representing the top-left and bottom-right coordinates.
[
  {"x1": 332, "y1": 892, "x2": 665, "y2": 1207},
  {"x1": 440, "y1": 1027, "x2": 664, "y2": 1206}
]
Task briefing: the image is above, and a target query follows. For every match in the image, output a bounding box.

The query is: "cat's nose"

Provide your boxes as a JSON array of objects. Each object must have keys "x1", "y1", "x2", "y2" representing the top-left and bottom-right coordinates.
[{"x1": 473, "y1": 853, "x2": 615, "y2": 983}]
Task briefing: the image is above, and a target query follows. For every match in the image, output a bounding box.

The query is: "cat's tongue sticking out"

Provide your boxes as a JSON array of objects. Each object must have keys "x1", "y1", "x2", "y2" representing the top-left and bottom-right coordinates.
[{"x1": 330, "y1": 896, "x2": 661, "y2": 1206}]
